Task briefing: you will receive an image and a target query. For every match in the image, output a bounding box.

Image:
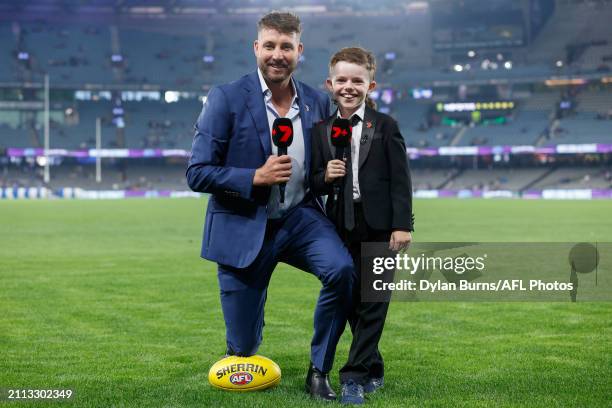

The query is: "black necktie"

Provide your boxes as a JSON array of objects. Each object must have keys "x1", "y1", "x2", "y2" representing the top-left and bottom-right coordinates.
[{"x1": 343, "y1": 114, "x2": 361, "y2": 231}]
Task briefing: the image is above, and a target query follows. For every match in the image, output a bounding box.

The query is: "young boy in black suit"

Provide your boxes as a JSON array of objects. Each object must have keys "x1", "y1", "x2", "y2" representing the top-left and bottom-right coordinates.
[{"x1": 310, "y1": 47, "x2": 414, "y2": 404}]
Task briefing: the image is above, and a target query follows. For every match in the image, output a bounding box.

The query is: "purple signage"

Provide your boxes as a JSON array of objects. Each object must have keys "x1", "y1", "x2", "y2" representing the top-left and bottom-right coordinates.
[{"x1": 5, "y1": 144, "x2": 612, "y2": 159}]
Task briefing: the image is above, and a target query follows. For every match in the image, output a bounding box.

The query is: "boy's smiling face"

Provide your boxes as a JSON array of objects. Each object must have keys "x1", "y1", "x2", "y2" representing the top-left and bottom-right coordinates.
[{"x1": 326, "y1": 61, "x2": 376, "y2": 116}]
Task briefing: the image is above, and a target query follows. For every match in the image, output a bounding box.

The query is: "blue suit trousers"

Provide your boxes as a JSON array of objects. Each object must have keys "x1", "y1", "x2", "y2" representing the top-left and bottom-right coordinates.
[{"x1": 217, "y1": 201, "x2": 353, "y2": 373}]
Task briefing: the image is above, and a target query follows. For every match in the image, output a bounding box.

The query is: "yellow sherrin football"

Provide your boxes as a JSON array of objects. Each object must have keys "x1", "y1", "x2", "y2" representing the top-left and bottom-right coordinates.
[{"x1": 208, "y1": 355, "x2": 281, "y2": 391}]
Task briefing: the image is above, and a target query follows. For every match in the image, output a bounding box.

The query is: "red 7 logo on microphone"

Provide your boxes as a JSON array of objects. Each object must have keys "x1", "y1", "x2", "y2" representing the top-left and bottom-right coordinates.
[
  {"x1": 332, "y1": 127, "x2": 348, "y2": 138},
  {"x1": 278, "y1": 125, "x2": 292, "y2": 142},
  {"x1": 332, "y1": 126, "x2": 341, "y2": 138}
]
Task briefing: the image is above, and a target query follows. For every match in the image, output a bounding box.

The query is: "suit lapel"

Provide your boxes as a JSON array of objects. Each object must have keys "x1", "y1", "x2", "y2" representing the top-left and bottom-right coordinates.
[
  {"x1": 244, "y1": 72, "x2": 272, "y2": 156},
  {"x1": 296, "y1": 81, "x2": 313, "y2": 180},
  {"x1": 326, "y1": 109, "x2": 338, "y2": 159},
  {"x1": 358, "y1": 106, "x2": 376, "y2": 169}
]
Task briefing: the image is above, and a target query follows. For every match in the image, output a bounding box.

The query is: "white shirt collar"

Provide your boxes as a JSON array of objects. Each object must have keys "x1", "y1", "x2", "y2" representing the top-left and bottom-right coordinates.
[{"x1": 337, "y1": 102, "x2": 366, "y2": 122}]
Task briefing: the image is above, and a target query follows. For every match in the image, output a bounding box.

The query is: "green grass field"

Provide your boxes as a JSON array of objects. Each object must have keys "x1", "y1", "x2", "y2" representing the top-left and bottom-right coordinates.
[{"x1": 1, "y1": 199, "x2": 611, "y2": 407}]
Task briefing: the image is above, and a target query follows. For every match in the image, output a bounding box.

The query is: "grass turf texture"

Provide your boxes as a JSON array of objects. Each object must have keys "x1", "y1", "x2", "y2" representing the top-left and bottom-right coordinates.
[{"x1": 1, "y1": 199, "x2": 611, "y2": 407}]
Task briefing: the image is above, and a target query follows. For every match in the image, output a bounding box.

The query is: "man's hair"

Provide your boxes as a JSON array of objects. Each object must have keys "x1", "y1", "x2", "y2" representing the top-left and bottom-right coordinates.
[
  {"x1": 257, "y1": 11, "x2": 302, "y2": 36},
  {"x1": 329, "y1": 47, "x2": 377, "y2": 81}
]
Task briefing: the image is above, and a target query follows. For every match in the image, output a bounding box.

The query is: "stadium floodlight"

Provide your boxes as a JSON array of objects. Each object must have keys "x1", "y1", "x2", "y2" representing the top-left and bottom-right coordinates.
[
  {"x1": 18, "y1": 52, "x2": 29, "y2": 60},
  {"x1": 467, "y1": 50, "x2": 476, "y2": 58},
  {"x1": 504, "y1": 61, "x2": 513, "y2": 69},
  {"x1": 113, "y1": 117, "x2": 125, "y2": 129},
  {"x1": 453, "y1": 64, "x2": 463, "y2": 72},
  {"x1": 556, "y1": 60, "x2": 563, "y2": 67},
  {"x1": 36, "y1": 156, "x2": 48, "y2": 167},
  {"x1": 165, "y1": 91, "x2": 180, "y2": 103}
]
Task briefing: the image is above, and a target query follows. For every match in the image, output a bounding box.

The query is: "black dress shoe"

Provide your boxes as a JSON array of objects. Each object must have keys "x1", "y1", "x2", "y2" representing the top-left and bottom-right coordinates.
[{"x1": 305, "y1": 363, "x2": 337, "y2": 401}]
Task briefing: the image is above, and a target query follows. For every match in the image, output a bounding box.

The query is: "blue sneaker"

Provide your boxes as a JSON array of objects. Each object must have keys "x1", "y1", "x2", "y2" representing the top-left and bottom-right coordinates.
[
  {"x1": 363, "y1": 377, "x2": 384, "y2": 393},
  {"x1": 340, "y1": 380, "x2": 365, "y2": 405}
]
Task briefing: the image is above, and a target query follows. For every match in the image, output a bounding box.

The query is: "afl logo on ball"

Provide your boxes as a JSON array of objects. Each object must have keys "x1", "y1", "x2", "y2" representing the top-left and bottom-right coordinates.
[{"x1": 230, "y1": 372, "x2": 253, "y2": 385}]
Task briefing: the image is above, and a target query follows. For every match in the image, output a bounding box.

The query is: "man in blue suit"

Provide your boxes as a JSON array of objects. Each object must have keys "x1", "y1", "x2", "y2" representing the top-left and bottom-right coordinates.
[{"x1": 187, "y1": 12, "x2": 353, "y2": 400}]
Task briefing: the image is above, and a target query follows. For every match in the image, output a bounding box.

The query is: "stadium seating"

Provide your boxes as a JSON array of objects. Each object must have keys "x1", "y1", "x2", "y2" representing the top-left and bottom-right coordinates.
[
  {"x1": 447, "y1": 168, "x2": 551, "y2": 191},
  {"x1": 0, "y1": 24, "x2": 17, "y2": 81},
  {"x1": 528, "y1": 1, "x2": 612, "y2": 72},
  {"x1": 50, "y1": 101, "x2": 114, "y2": 149},
  {"x1": 530, "y1": 167, "x2": 612, "y2": 189},
  {"x1": 550, "y1": 89, "x2": 612, "y2": 144},
  {"x1": 390, "y1": 100, "x2": 457, "y2": 148},
  {"x1": 20, "y1": 23, "x2": 112, "y2": 84},
  {"x1": 2, "y1": 159, "x2": 611, "y2": 193},
  {"x1": 411, "y1": 168, "x2": 456, "y2": 190},
  {"x1": 575, "y1": 89, "x2": 612, "y2": 114},
  {"x1": 0, "y1": 124, "x2": 32, "y2": 149},
  {"x1": 457, "y1": 110, "x2": 549, "y2": 146},
  {"x1": 0, "y1": 161, "x2": 187, "y2": 190},
  {"x1": 552, "y1": 113, "x2": 612, "y2": 144},
  {"x1": 1, "y1": 5, "x2": 611, "y2": 196},
  {"x1": 122, "y1": 100, "x2": 199, "y2": 148},
  {"x1": 521, "y1": 92, "x2": 559, "y2": 111}
]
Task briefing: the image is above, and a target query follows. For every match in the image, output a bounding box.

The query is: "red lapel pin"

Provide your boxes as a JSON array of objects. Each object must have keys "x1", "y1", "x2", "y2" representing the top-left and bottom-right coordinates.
[{"x1": 366, "y1": 121, "x2": 373, "y2": 129}]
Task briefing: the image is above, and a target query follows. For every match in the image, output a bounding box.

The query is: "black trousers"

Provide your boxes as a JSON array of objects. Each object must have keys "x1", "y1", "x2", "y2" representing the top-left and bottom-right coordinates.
[{"x1": 339, "y1": 202, "x2": 391, "y2": 384}]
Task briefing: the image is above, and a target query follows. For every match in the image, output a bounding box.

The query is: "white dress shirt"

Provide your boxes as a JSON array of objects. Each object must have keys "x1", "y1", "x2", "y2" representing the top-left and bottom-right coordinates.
[
  {"x1": 337, "y1": 103, "x2": 366, "y2": 201},
  {"x1": 257, "y1": 68, "x2": 306, "y2": 219}
]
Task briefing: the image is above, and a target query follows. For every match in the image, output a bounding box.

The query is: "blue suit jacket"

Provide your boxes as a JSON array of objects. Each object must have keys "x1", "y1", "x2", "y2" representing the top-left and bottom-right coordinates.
[{"x1": 187, "y1": 71, "x2": 331, "y2": 268}]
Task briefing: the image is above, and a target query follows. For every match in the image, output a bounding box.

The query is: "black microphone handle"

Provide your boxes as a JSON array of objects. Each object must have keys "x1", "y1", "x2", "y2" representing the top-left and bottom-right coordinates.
[
  {"x1": 333, "y1": 146, "x2": 345, "y2": 201},
  {"x1": 278, "y1": 147, "x2": 288, "y2": 203}
]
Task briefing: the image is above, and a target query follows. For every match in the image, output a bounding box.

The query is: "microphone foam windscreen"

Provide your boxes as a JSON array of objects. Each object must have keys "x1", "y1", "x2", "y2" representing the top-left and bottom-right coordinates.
[
  {"x1": 272, "y1": 117, "x2": 294, "y2": 148},
  {"x1": 330, "y1": 118, "x2": 352, "y2": 148}
]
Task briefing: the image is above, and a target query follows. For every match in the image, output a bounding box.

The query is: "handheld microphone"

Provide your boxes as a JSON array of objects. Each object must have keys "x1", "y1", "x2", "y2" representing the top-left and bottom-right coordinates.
[
  {"x1": 329, "y1": 118, "x2": 352, "y2": 201},
  {"x1": 272, "y1": 117, "x2": 294, "y2": 203}
]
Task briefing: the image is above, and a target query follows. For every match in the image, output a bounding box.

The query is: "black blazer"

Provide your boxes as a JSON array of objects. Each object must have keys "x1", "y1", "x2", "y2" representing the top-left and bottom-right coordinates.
[{"x1": 310, "y1": 106, "x2": 414, "y2": 232}]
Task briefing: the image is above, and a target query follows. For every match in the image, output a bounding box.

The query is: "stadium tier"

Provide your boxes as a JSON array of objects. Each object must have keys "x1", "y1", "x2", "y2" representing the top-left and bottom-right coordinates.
[
  {"x1": 456, "y1": 110, "x2": 550, "y2": 146},
  {"x1": 3, "y1": 159, "x2": 611, "y2": 196},
  {"x1": 2, "y1": 2, "x2": 612, "y2": 87},
  {"x1": 20, "y1": 23, "x2": 112, "y2": 84},
  {"x1": 0, "y1": 161, "x2": 188, "y2": 190},
  {"x1": 530, "y1": 166, "x2": 612, "y2": 190},
  {"x1": 444, "y1": 168, "x2": 552, "y2": 191},
  {"x1": 0, "y1": 0, "x2": 611, "y2": 198}
]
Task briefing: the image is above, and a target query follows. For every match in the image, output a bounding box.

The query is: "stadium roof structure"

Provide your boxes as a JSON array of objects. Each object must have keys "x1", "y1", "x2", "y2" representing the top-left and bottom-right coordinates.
[{"x1": 0, "y1": 0, "x2": 430, "y2": 19}]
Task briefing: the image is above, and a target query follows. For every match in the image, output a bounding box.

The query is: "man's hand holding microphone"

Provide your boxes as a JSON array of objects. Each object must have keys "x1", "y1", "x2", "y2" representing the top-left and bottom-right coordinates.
[
  {"x1": 253, "y1": 118, "x2": 293, "y2": 205},
  {"x1": 253, "y1": 155, "x2": 292, "y2": 186}
]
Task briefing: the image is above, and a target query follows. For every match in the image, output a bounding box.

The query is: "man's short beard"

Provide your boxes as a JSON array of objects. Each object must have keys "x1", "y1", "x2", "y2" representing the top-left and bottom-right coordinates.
[{"x1": 259, "y1": 62, "x2": 294, "y2": 83}]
